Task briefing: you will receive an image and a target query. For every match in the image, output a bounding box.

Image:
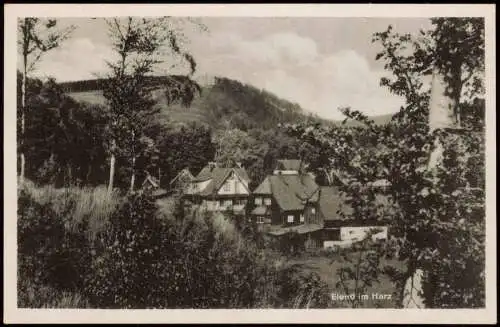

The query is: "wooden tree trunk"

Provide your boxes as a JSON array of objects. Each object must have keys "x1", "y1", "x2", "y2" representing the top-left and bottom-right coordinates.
[
  {"x1": 67, "y1": 164, "x2": 73, "y2": 187},
  {"x1": 130, "y1": 156, "x2": 136, "y2": 193},
  {"x1": 19, "y1": 52, "x2": 27, "y2": 186},
  {"x1": 402, "y1": 64, "x2": 461, "y2": 308},
  {"x1": 130, "y1": 130, "x2": 136, "y2": 193},
  {"x1": 108, "y1": 139, "x2": 116, "y2": 194},
  {"x1": 428, "y1": 66, "x2": 459, "y2": 132}
]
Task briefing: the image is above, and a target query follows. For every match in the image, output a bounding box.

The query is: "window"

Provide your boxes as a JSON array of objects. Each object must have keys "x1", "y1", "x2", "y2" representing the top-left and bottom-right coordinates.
[
  {"x1": 223, "y1": 182, "x2": 231, "y2": 192},
  {"x1": 300, "y1": 214, "x2": 305, "y2": 223},
  {"x1": 311, "y1": 207, "x2": 316, "y2": 214},
  {"x1": 234, "y1": 199, "x2": 246, "y2": 206},
  {"x1": 264, "y1": 197, "x2": 272, "y2": 206},
  {"x1": 224, "y1": 199, "x2": 233, "y2": 207},
  {"x1": 255, "y1": 197, "x2": 262, "y2": 205},
  {"x1": 257, "y1": 216, "x2": 264, "y2": 224},
  {"x1": 287, "y1": 215, "x2": 294, "y2": 223}
]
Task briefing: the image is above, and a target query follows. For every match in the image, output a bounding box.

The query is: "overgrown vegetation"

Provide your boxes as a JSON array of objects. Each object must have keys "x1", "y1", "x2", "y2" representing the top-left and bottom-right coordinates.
[
  {"x1": 18, "y1": 183, "x2": 331, "y2": 308},
  {"x1": 283, "y1": 18, "x2": 485, "y2": 308}
]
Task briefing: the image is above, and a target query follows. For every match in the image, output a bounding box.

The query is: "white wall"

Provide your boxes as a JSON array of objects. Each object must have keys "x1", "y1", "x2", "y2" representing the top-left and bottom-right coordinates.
[
  {"x1": 217, "y1": 172, "x2": 249, "y2": 195},
  {"x1": 273, "y1": 170, "x2": 298, "y2": 175},
  {"x1": 186, "y1": 179, "x2": 211, "y2": 194},
  {"x1": 202, "y1": 199, "x2": 246, "y2": 212},
  {"x1": 340, "y1": 226, "x2": 388, "y2": 242}
]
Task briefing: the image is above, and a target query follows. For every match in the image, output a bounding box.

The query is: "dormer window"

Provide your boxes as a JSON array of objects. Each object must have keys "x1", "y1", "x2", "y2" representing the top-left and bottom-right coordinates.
[{"x1": 264, "y1": 198, "x2": 272, "y2": 206}]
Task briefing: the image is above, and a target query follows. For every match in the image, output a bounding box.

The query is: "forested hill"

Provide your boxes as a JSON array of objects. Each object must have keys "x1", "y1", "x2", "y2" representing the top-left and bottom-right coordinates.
[{"x1": 62, "y1": 76, "x2": 393, "y2": 130}]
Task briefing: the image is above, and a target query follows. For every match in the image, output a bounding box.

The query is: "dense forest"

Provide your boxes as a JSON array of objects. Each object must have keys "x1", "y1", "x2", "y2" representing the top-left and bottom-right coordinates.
[
  {"x1": 63, "y1": 76, "x2": 394, "y2": 130},
  {"x1": 21, "y1": 70, "x2": 396, "y2": 192},
  {"x1": 18, "y1": 73, "x2": 334, "y2": 190}
]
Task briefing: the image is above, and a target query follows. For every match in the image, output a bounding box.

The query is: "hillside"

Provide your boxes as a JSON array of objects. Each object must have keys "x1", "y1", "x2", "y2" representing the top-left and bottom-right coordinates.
[{"x1": 62, "y1": 76, "x2": 393, "y2": 130}]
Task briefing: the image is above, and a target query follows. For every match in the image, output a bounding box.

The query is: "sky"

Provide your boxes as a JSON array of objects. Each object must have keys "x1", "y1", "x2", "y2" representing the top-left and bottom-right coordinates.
[{"x1": 23, "y1": 17, "x2": 432, "y2": 120}]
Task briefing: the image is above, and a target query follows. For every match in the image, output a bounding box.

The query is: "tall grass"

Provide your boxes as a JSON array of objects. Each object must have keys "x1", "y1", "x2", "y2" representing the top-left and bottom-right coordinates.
[
  {"x1": 18, "y1": 182, "x2": 331, "y2": 308},
  {"x1": 18, "y1": 279, "x2": 89, "y2": 308},
  {"x1": 21, "y1": 179, "x2": 122, "y2": 239}
]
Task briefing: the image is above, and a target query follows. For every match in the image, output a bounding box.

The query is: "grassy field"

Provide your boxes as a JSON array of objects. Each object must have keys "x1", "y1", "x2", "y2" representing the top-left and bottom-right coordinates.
[{"x1": 286, "y1": 251, "x2": 405, "y2": 308}]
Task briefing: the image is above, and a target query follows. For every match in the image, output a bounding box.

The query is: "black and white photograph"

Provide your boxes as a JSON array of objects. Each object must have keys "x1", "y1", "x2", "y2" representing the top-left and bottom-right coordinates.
[{"x1": 3, "y1": 3, "x2": 496, "y2": 324}]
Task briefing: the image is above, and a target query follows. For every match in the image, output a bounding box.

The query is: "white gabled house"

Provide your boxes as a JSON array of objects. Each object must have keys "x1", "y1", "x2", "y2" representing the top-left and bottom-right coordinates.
[{"x1": 184, "y1": 162, "x2": 251, "y2": 214}]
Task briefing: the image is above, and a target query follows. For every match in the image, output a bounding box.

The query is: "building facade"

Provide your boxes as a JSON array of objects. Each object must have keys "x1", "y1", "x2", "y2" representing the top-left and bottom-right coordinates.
[{"x1": 184, "y1": 162, "x2": 251, "y2": 214}]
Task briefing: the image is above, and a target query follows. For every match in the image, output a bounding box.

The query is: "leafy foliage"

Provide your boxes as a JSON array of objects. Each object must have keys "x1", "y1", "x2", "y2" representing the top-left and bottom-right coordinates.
[
  {"x1": 17, "y1": 189, "x2": 91, "y2": 307},
  {"x1": 17, "y1": 18, "x2": 75, "y2": 73},
  {"x1": 334, "y1": 231, "x2": 386, "y2": 308},
  {"x1": 283, "y1": 17, "x2": 485, "y2": 308},
  {"x1": 18, "y1": 73, "x2": 110, "y2": 186}
]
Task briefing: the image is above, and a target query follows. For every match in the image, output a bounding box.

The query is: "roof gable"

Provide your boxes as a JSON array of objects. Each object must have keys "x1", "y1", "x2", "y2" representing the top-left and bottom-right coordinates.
[
  {"x1": 197, "y1": 167, "x2": 250, "y2": 196},
  {"x1": 170, "y1": 168, "x2": 194, "y2": 186},
  {"x1": 253, "y1": 176, "x2": 272, "y2": 194},
  {"x1": 142, "y1": 175, "x2": 160, "y2": 188},
  {"x1": 268, "y1": 174, "x2": 319, "y2": 211},
  {"x1": 318, "y1": 186, "x2": 353, "y2": 221}
]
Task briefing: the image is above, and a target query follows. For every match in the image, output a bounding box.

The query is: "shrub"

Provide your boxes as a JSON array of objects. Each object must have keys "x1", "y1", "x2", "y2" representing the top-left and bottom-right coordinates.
[
  {"x1": 17, "y1": 189, "x2": 92, "y2": 307},
  {"x1": 86, "y1": 192, "x2": 167, "y2": 308},
  {"x1": 17, "y1": 183, "x2": 334, "y2": 309}
]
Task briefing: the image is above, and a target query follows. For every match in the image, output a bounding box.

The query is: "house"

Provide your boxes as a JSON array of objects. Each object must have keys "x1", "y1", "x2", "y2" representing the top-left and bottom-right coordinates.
[
  {"x1": 318, "y1": 186, "x2": 390, "y2": 248},
  {"x1": 169, "y1": 168, "x2": 194, "y2": 195},
  {"x1": 251, "y1": 159, "x2": 392, "y2": 249},
  {"x1": 140, "y1": 174, "x2": 168, "y2": 198},
  {"x1": 183, "y1": 162, "x2": 251, "y2": 214},
  {"x1": 250, "y1": 159, "x2": 323, "y2": 248}
]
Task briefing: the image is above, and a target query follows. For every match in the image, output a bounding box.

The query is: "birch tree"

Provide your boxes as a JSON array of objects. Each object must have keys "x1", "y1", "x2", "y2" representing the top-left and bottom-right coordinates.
[
  {"x1": 102, "y1": 17, "x2": 203, "y2": 193},
  {"x1": 283, "y1": 17, "x2": 485, "y2": 308},
  {"x1": 17, "y1": 18, "x2": 75, "y2": 185}
]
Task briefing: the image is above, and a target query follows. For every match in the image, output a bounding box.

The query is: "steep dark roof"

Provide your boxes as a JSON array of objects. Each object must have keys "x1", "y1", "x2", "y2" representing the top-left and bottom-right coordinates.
[
  {"x1": 194, "y1": 165, "x2": 249, "y2": 183},
  {"x1": 142, "y1": 175, "x2": 160, "y2": 188},
  {"x1": 318, "y1": 186, "x2": 353, "y2": 221},
  {"x1": 255, "y1": 173, "x2": 319, "y2": 212},
  {"x1": 253, "y1": 176, "x2": 272, "y2": 194},
  {"x1": 276, "y1": 159, "x2": 302, "y2": 171},
  {"x1": 192, "y1": 165, "x2": 250, "y2": 196},
  {"x1": 318, "y1": 186, "x2": 394, "y2": 222},
  {"x1": 169, "y1": 168, "x2": 194, "y2": 186}
]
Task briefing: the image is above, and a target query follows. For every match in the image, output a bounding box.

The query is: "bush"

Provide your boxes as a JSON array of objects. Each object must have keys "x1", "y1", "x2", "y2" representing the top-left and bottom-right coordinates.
[
  {"x1": 86, "y1": 192, "x2": 167, "y2": 308},
  {"x1": 85, "y1": 192, "x2": 328, "y2": 309},
  {"x1": 17, "y1": 189, "x2": 91, "y2": 307},
  {"x1": 278, "y1": 232, "x2": 305, "y2": 257},
  {"x1": 17, "y1": 183, "x2": 333, "y2": 309}
]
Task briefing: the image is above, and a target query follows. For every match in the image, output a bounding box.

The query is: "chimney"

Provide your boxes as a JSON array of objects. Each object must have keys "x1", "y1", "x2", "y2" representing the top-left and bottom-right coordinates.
[{"x1": 208, "y1": 161, "x2": 217, "y2": 171}]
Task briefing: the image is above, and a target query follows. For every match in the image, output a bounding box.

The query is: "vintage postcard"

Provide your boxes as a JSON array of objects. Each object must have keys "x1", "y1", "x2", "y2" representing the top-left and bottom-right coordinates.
[{"x1": 3, "y1": 3, "x2": 496, "y2": 324}]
